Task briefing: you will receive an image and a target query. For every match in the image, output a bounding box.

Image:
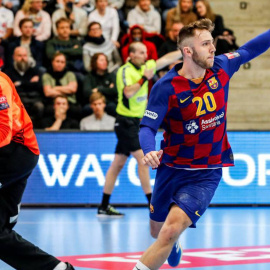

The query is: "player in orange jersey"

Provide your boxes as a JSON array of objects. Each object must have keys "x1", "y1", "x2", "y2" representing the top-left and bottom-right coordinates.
[{"x1": 0, "y1": 71, "x2": 74, "y2": 270}]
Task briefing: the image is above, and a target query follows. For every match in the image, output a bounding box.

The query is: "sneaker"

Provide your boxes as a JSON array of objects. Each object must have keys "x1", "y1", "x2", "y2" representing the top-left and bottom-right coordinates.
[
  {"x1": 97, "y1": 205, "x2": 124, "y2": 217},
  {"x1": 167, "y1": 241, "x2": 182, "y2": 267},
  {"x1": 65, "y1": 262, "x2": 75, "y2": 269}
]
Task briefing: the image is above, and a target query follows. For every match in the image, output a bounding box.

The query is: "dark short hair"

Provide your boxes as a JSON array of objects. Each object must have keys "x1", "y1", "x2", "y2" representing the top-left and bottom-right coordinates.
[
  {"x1": 19, "y1": 18, "x2": 34, "y2": 29},
  {"x1": 87, "y1": 21, "x2": 102, "y2": 32},
  {"x1": 89, "y1": 92, "x2": 106, "y2": 104},
  {"x1": 177, "y1": 18, "x2": 214, "y2": 52},
  {"x1": 90, "y1": 53, "x2": 108, "y2": 71},
  {"x1": 52, "y1": 52, "x2": 66, "y2": 62},
  {"x1": 56, "y1": 17, "x2": 71, "y2": 29}
]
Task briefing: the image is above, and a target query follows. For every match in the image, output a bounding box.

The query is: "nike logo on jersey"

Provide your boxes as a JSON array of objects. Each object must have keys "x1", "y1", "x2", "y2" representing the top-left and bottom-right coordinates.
[
  {"x1": 136, "y1": 267, "x2": 141, "y2": 270},
  {"x1": 180, "y1": 96, "x2": 191, "y2": 103},
  {"x1": 195, "y1": 211, "x2": 201, "y2": 217}
]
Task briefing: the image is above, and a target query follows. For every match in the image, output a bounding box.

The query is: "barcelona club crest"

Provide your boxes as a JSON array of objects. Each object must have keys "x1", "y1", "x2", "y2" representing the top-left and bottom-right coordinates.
[{"x1": 207, "y1": 77, "x2": 219, "y2": 89}]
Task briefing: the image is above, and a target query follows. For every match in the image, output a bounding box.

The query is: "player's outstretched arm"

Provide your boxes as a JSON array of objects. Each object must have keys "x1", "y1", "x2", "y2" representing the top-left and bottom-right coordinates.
[
  {"x1": 238, "y1": 29, "x2": 270, "y2": 64},
  {"x1": 156, "y1": 50, "x2": 182, "y2": 71}
]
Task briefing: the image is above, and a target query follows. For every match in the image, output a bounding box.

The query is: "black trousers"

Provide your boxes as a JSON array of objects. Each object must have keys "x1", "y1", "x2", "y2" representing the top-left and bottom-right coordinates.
[{"x1": 0, "y1": 142, "x2": 60, "y2": 270}]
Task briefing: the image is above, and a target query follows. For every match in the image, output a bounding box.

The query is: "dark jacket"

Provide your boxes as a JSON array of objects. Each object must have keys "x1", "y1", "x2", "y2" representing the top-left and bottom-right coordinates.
[
  {"x1": 83, "y1": 71, "x2": 117, "y2": 105},
  {"x1": 7, "y1": 37, "x2": 45, "y2": 69}
]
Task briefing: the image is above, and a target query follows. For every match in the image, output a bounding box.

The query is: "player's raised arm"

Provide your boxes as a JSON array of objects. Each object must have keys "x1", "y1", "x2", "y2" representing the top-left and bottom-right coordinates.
[
  {"x1": 156, "y1": 50, "x2": 182, "y2": 71},
  {"x1": 237, "y1": 29, "x2": 270, "y2": 64}
]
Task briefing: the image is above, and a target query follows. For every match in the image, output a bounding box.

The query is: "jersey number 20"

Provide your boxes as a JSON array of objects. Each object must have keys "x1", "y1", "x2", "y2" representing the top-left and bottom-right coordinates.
[{"x1": 192, "y1": 92, "x2": 217, "y2": 116}]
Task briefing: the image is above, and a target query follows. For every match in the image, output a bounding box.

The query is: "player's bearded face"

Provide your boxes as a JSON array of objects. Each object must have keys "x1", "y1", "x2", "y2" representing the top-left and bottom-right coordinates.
[{"x1": 192, "y1": 47, "x2": 214, "y2": 69}]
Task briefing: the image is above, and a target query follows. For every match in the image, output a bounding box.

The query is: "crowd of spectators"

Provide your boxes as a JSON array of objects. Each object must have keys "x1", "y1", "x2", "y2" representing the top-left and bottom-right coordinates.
[{"x1": 0, "y1": 0, "x2": 238, "y2": 131}]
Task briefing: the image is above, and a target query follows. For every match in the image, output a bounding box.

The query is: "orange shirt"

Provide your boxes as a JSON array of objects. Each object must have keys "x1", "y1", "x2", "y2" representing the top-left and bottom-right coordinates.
[{"x1": 0, "y1": 71, "x2": 39, "y2": 155}]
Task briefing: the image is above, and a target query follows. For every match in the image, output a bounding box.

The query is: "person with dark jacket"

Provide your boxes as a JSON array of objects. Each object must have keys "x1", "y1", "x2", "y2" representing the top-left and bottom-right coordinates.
[
  {"x1": 83, "y1": 52, "x2": 117, "y2": 117},
  {"x1": 40, "y1": 95, "x2": 79, "y2": 130},
  {"x1": 158, "y1": 21, "x2": 183, "y2": 77},
  {"x1": 3, "y1": 46, "x2": 44, "y2": 125},
  {"x1": 195, "y1": 0, "x2": 239, "y2": 55},
  {"x1": 46, "y1": 17, "x2": 84, "y2": 73},
  {"x1": 7, "y1": 18, "x2": 44, "y2": 69}
]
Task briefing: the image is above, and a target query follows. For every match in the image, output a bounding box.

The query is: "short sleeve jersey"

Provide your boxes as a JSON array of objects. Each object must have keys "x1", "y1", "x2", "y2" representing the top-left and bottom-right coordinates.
[
  {"x1": 141, "y1": 51, "x2": 243, "y2": 169},
  {"x1": 116, "y1": 60, "x2": 156, "y2": 118},
  {"x1": 0, "y1": 72, "x2": 39, "y2": 155}
]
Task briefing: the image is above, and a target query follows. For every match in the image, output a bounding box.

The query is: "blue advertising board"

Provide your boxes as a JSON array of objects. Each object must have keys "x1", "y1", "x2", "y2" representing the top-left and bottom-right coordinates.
[{"x1": 22, "y1": 131, "x2": 270, "y2": 205}]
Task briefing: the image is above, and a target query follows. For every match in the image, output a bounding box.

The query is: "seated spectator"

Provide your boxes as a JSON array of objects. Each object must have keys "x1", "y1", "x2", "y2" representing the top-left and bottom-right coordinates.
[
  {"x1": 40, "y1": 95, "x2": 79, "y2": 130},
  {"x1": 52, "y1": 0, "x2": 88, "y2": 38},
  {"x1": 46, "y1": 18, "x2": 84, "y2": 73},
  {"x1": 158, "y1": 21, "x2": 183, "y2": 76},
  {"x1": 0, "y1": 0, "x2": 14, "y2": 40},
  {"x1": 121, "y1": 25, "x2": 158, "y2": 62},
  {"x1": 3, "y1": 0, "x2": 20, "y2": 14},
  {"x1": 3, "y1": 46, "x2": 44, "y2": 124},
  {"x1": 75, "y1": 0, "x2": 95, "y2": 14},
  {"x1": 13, "y1": 0, "x2": 51, "y2": 42},
  {"x1": 42, "y1": 0, "x2": 58, "y2": 15},
  {"x1": 88, "y1": 0, "x2": 120, "y2": 48},
  {"x1": 195, "y1": 0, "x2": 239, "y2": 55},
  {"x1": 83, "y1": 52, "x2": 117, "y2": 117},
  {"x1": 7, "y1": 18, "x2": 44, "y2": 70},
  {"x1": 83, "y1": 22, "x2": 122, "y2": 73},
  {"x1": 108, "y1": 0, "x2": 125, "y2": 23},
  {"x1": 127, "y1": 0, "x2": 161, "y2": 34},
  {"x1": 158, "y1": 21, "x2": 183, "y2": 57},
  {"x1": 42, "y1": 52, "x2": 81, "y2": 119},
  {"x1": 0, "y1": 0, "x2": 14, "y2": 68},
  {"x1": 160, "y1": 0, "x2": 178, "y2": 22},
  {"x1": 166, "y1": 0, "x2": 197, "y2": 34},
  {"x1": 80, "y1": 92, "x2": 115, "y2": 130},
  {"x1": 123, "y1": 0, "x2": 160, "y2": 19}
]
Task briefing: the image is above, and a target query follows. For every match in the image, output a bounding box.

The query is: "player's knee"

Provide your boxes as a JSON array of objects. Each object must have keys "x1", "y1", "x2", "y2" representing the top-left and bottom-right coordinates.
[
  {"x1": 112, "y1": 160, "x2": 126, "y2": 172},
  {"x1": 158, "y1": 224, "x2": 180, "y2": 245}
]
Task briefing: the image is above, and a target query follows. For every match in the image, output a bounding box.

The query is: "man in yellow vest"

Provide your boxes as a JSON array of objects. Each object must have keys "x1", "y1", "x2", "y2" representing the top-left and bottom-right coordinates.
[{"x1": 97, "y1": 41, "x2": 181, "y2": 216}]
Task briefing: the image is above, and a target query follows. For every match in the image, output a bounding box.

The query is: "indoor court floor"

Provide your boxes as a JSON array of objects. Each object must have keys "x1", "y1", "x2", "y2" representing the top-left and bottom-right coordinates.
[{"x1": 0, "y1": 207, "x2": 270, "y2": 270}]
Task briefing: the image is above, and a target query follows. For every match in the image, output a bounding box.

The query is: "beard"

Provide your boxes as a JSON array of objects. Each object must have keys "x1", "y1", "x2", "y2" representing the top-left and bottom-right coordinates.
[
  {"x1": 192, "y1": 48, "x2": 214, "y2": 69},
  {"x1": 14, "y1": 60, "x2": 30, "y2": 73}
]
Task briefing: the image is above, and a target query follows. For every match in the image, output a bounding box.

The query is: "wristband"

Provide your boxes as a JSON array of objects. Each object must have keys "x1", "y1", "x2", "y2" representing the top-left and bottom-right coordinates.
[{"x1": 138, "y1": 76, "x2": 148, "y2": 86}]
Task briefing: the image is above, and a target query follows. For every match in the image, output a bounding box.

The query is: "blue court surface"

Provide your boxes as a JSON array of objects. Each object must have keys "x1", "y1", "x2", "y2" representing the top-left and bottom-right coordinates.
[{"x1": 1, "y1": 207, "x2": 270, "y2": 270}]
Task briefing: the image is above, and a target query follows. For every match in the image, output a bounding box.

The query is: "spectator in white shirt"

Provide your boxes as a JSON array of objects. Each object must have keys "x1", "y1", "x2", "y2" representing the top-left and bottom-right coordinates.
[
  {"x1": 0, "y1": 0, "x2": 14, "y2": 40},
  {"x1": 13, "y1": 0, "x2": 52, "y2": 42},
  {"x1": 127, "y1": 0, "x2": 161, "y2": 34},
  {"x1": 52, "y1": 0, "x2": 88, "y2": 38},
  {"x1": 88, "y1": 0, "x2": 120, "y2": 47},
  {"x1": 80, "y1": 92, "x2": 115, "y2": 131}
]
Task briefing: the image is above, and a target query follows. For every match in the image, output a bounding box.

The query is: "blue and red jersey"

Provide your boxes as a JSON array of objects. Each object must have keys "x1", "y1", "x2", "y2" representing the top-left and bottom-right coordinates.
[{"x1": 140, "y1": 29, "x2": 270, "y2": 169}]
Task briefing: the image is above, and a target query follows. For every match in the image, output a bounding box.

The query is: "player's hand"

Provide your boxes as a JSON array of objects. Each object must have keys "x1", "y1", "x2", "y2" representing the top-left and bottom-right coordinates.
[
  {"x1": 142, "y1": 150, "x2": 163, "y2": 169},
  {"x1": 143, "y1": 68, "x2": 154, "y2": 80}
]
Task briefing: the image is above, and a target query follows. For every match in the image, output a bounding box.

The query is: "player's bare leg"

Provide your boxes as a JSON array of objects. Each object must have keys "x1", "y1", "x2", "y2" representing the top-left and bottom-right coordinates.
[
  {"x1": 103, "y1": 153, "x2": 128, "y2": 194},
  {"x1": 134, "y1": 205, "x2": 192, "y2": 270},
  {"x1": 131, "y1": 149, "x2": 152, "y2": 194}
]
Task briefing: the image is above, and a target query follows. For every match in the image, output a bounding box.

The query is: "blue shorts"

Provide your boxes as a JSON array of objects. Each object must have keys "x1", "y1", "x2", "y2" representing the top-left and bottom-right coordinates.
[{"x1": 150, "y1": 165, "x2": 222, "y2": 228}]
